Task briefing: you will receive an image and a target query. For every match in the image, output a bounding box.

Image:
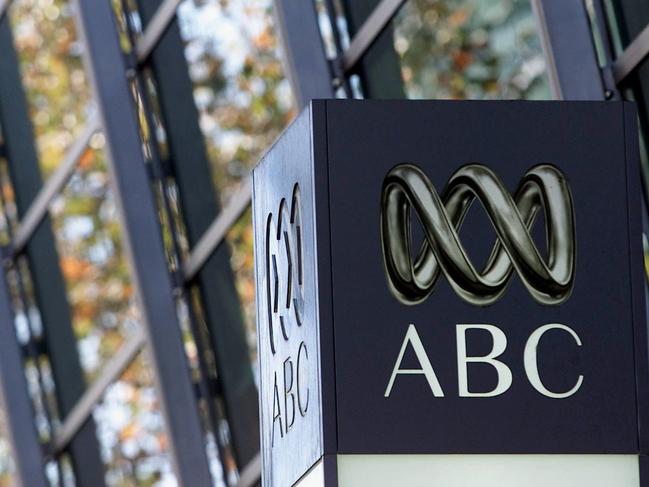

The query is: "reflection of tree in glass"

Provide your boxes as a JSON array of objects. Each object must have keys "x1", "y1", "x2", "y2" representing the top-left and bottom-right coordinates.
[
  {"x1": 50, "y1": 146, "x2": 136, "y2": 383},
  {"x1": 178, "y1": 0, "x2": 295, "y2": 205},
  {"x1": 94, "y1": 354, "x2": 176, "y2": 487},
  {"x1": 0, "y1": 411, "x2": 13, "y2": 486},
  {"x1": 226, "y1": 210, "x2": 257, "y2": 365},
  {"x1": 5, "y1": 0, "x2": 171, "y2": 484},
  {"x1": 394, "y1": 0, "x2": 550, "y2": 100},
  {"x1": 9, "y1": 0, "x2": 90, "y2": 177},
  {"x1": 2, "y1": 0, "x2": 294, "y2": 484},
  {"x1": 177, "y1": 0, "x2": 295, "y2": 366}
]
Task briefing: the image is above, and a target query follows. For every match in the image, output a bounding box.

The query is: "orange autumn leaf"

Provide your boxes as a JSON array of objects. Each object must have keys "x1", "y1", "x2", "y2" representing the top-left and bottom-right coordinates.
[
  {"x1": 453, "y1": 50, "x2": 472, "y2": 70},
  {"x1": 60, "y1": 256, "x2": 91, "y2": 280},
  {"x1": 73, "y1": 301, "x2": 99, "y2": 319},
  {"x1": 254, "y1": 30, "x2": 273, "y2": 50},
  {"x1": 448, "y1": 8, "x2": 470, "y2": 28},
  {"x1": 119, "y1": 423, "x2": 139, "y2": 441},
  {"x1": 78, "y1": 147, "x2": 95, "y2": 169}
]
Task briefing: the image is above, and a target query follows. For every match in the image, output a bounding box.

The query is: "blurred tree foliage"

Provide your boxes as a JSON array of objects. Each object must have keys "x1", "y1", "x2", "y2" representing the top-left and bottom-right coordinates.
[
  {"x1": 393, "y1": 0, "x2": 550, "y2": 99},
  {"x1": 175, "y1": 0, "x2": 295, "y2": 368},
  {"x1": 8, "y1": 0, "x2": 133, "y2": 388},
  {"x1": 6, "y1": 0, "x2": 170, "y2": 484},
  {"x1": 177, "y1": 0, "x2": 295, "y2": 205},
  {"x1": 9, "y1": 0, "x2": 90, "y2": 177},
  {"x1": 2, "y1": 0, "x2": 293, "y2": 484}
]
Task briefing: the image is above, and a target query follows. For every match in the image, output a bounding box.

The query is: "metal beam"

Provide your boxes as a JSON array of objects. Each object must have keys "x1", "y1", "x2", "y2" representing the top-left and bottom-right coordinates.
[
  {"x1": 0, "y1": 15, "x2": 105, "y2": 486},
  {"x1": 12, "y1": 116, "x2": 99, "y2": 256},
  {"x1": 323, "y1": 0, "x2": 352, "y2": 95},
  {"x1": 608, "y1": 0, "x2": 649, "y2": 208},
  {"x1": 53, "y1": 328, "x2": 146, "y2": 453},
  {"x1": 273, "y1": 0, "x2": 334, "y2": 107},
  {"x1": 340, "y1": 0, "x2": 405, "y2": 98},
  {"x1": 0, "y1": 266, "x2": 48, "y2": 487},
  {"x1": 135, "y1": 0, "x2": 181, "y2": 63},
  {"x1": 183, "y1": 182, "x2": 251, "y2": 283},
  {"x1": 135, "y1": 0, "x2": 260, "y2": 467},
  {"x1": 614, "y1": 23, "x2": 649, "y2": 84},
  {"x1": 73, "y1": 1, "x2": 212, "y2": 484},
  {"x1": 234, "y1": 452, "x2": 261, "y2": 487},
  {"x1": 342, "y1": 0, "x2": 405, "y2": 73},
  {"x1": 0, "y1": 0, "x2": 9, "y2": 22},
  {"x1": 532, "y1": 0, "x2": 606, "y2": 100}
]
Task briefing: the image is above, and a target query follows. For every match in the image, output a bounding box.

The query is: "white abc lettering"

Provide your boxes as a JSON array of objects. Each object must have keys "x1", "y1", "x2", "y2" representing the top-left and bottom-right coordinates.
[
  {"x1": 385, "y1": 322, "x2": 583, "y2": 400},
  {"x1": 456, "y1": 324, "x2": 512, "y2": 397},
  {"x1": 385, "y1": 324, "x2": 444, "y2": 397},
  {"x1": 524, "y1": 323, "x2": 583, "y2": 399}
]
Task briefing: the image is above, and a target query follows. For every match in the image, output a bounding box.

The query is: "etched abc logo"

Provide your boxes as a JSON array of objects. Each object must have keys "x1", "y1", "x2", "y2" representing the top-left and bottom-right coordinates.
[
  {"x1": 381, "y1": 163, "x2": 576, "y2": 306},
  {"x1": 265, "y1": 184, "x2": 304, "y2": 353}
]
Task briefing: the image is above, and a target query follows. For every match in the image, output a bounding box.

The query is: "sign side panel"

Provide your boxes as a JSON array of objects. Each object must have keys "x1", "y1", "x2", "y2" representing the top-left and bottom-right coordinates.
[
  {"x1": 624, "y1": 102, "x2": 649, "y2": 453},
  {"x1": 252, "y1": 106, "x2": 323, "y2": 486},
  {"x1": 312, "y1": 100, "x2": 338, "y2": 455}
]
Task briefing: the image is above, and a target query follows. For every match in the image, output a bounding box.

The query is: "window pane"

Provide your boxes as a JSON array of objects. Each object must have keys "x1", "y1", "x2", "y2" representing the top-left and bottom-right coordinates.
[
  {"x1": 355, "y1": 0, "x2": 551, "y2": 100},
  {"x1": 0, "y1": 409, "x2": 16, "y2": 486},
  {"x1": 224, "y1": 208, "x2": 256, "y2": 376},
  {"x1": 9, "y1": 0, "x2": 92, "y2": 177},
  {"x1": 94, "y1": 352, "x2": 177, "y2": 487},
  {"x1": 50, "y1": 142, "x2": 139, "y2": 383},
  {"x1": 606, "y1": 2, "x2": 649, "y2": 200},
  {"x1": 609, "y1": 0, "x2": 649, "y2": 48},
  {"x1": 173, "y1": 0, "x2": 295, "y2": 206},
  {"x1": 395, "y1": 0, "x2": 550, "y2": 99}
]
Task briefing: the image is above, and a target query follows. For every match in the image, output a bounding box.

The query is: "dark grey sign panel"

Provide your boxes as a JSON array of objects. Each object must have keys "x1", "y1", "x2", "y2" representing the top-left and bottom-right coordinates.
[{"x1": 252, "y1": 100, "x2": 645, "y2": 486}]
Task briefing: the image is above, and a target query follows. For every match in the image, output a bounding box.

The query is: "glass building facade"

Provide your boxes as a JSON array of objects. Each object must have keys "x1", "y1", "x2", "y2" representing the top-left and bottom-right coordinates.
[{"x1": 0, "y1": 0, "x2": 644, "y2": 485}]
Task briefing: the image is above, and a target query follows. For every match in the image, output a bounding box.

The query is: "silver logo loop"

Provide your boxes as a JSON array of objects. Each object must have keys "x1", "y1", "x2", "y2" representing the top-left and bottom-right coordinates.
[
  {"x1": 266, "y1": 184, "x2": 304, "y2": 354},
  {"x1": 380, "y1": 163, "x2": 576, "y2": 306}
]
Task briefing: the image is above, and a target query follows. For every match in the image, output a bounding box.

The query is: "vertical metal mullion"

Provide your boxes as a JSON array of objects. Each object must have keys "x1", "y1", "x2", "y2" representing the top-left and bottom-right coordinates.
[
  {"x1": 0, "y1": 172, "x2": 63, "y2": 487},
  {"x1": 273, "y1": 0, "x2": 334, "y2": 107},
  {"x1": 323, "y1": 0, "x2": 353, "y2": 97},
  {"x1": 592, "y1": 0, "x2": 618, "y2": 66},
  {"x1": 0, "y1": 14, "x2": 105, "y2": 486},
  {"x1": 532, "y1": 0, "x2": 607, "y2": 100},
  {"x1": 0, "y1": 266, "x2": 48, "y2": 487},
  {"x1": 0, "y1": 164, "x2": 63, "y2": 484},
  {"x1": 119, "y1": 3, "x2": 233, "y2": 479},
  {"x1": 608, "y1": 1, "x2": 649, "y2": 206},
  {"x1": 134, "y1": 0, "x2": 260, "y2": 469},
  {"x1": 72, "y1": 1, "x2": 213, "y2": 484}
]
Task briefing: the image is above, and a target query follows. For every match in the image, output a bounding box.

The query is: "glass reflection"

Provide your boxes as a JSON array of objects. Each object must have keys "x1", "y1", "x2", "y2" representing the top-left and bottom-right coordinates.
[
  {"x1": 9, "y1": 0, "x2": 92, "y2": 177},
  {"x1": 94, "y1": 352, "x2": 175, "y2": 487},
  {"x1": 175, "y1": 0, "x2": 295, "y2": 206},
  {"x1": 367, "y1": 0, "x2": 551, "y2": 100},
  {"x1": 50, "y1": 143, "x2": 139, "y2": 383}
]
